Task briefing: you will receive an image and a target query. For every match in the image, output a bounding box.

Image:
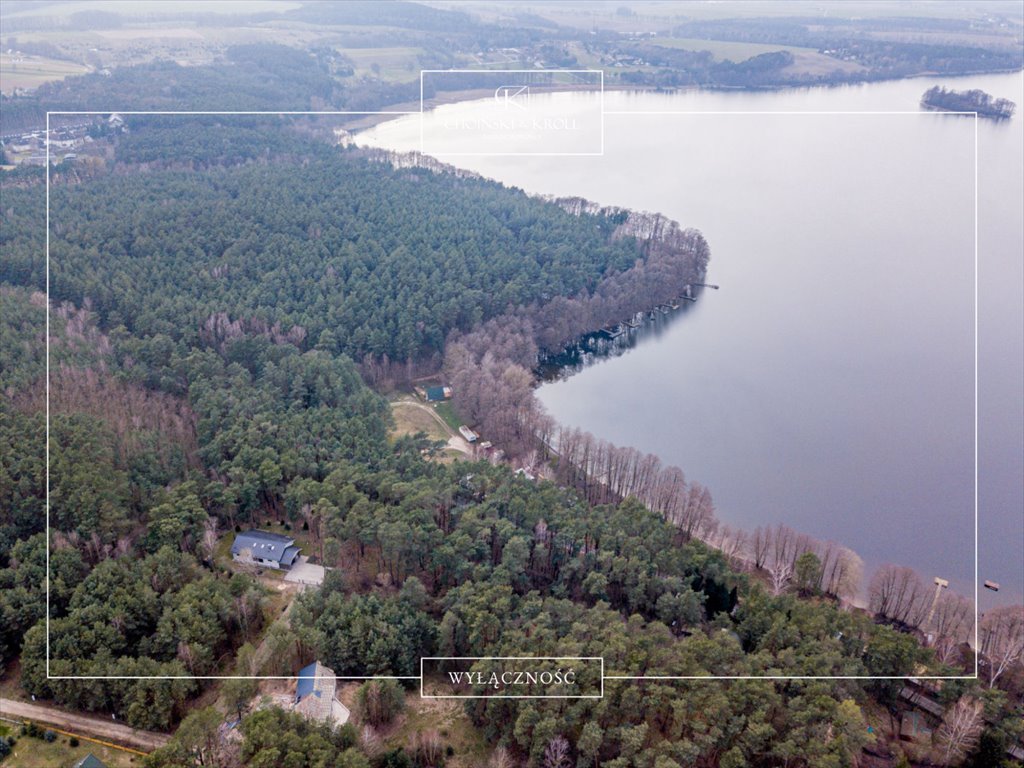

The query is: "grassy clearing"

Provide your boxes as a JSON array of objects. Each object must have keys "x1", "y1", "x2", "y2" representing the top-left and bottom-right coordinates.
[
  {"x1": 650, "y1": 37, "x2": 816, "y2": 62},
  {"x1": 0, "y1": 54, "x2": 91, "y2": 93},
  {"x1": 432, "y1": 401, "x2": 463, "y2": 432},
  {"x1": 341, "y1": 46, "x2": 422, "y2": 82},
  {"x1": 3, "y1": 731, "x2": 140, "y2": 767},
  {"x1": 390, "y1": 401, "x2": 450, "y2": 443}
]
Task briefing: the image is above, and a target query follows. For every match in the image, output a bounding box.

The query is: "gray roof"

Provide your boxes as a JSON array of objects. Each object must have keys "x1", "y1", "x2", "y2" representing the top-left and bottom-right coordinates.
[{"x1": 231, "y1": 530, "x2": 297, "y2": 563}]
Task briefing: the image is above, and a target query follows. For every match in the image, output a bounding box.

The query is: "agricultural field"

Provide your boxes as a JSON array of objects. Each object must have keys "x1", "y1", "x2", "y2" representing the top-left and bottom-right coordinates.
[
  {"x1": 341, "y1": 46, "x2": 424, "y2": 82},
  {"x1": 649, "y1": 36, "x2": 819, "y2": 62},
  {"x1": 0, "y1": 53, "x2": 90, "y2": 93}
]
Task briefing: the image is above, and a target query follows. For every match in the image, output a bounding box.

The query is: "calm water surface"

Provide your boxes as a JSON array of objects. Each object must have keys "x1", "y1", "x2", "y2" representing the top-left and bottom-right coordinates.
[{"x1": 360, "y1": 73, "x2": 1024, "y2": 607}]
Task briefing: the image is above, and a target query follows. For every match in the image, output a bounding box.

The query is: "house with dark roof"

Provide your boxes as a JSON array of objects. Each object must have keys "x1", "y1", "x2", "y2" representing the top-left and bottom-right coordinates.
[
  {"x1": 425, "y1": 385, "x2": 452, "y2": 402},
  {"x1": 230, "y1": 530, "x2": 300, "y2": 570},
  {"x1": 72, "y1": 755, "x2": 107, "y2": 768}
]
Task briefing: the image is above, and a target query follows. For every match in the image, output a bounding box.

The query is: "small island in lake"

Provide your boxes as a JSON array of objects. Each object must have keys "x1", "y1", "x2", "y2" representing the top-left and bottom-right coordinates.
[{"x1": 921, "y1": 85, "x2": 1016, "y2": 120}]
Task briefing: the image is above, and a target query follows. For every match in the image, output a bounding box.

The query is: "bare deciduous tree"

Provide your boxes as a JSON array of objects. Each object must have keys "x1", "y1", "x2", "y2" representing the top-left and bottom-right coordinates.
[
  {"x1": 980, "y1": 605, "x2": 1024, "y2": 688},
  {"x1": 936, "y1": 695, "x2": 983, "y2": 765},
  {"x1": 751, "y1": 526, "x2": 771, "y2": 570},
  {"x1": 930, "y1": 592, "x2": 975, "y2": 664},
  {"x1": 769, "y1": 559, "x2": 793, "y2": 596},
  {"x1": 411, "y1": 730, "x2": 444, "y2": 768},
  {"x1": 869, "y1": 564, "x2": 929, "y2": 628},
  {"x1": 488, "y1": 746, "x2": 517, "y2": 768},
  {"x1": 542, "y1": 736, "x2": 572, "y2": 768}
]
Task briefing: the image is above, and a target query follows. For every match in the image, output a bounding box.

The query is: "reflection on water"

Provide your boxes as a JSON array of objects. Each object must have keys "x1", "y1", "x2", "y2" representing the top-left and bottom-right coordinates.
[
  {"x1": 537, "y1": 294, "x2": 705, "y2": 381},
  {"x1": 360, "y1": 71, "x2": 1024, "y2": 608}
]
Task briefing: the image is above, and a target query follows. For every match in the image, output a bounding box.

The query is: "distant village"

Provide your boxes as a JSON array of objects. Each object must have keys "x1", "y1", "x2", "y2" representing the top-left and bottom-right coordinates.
[{"x1": 0, "y1": 113, "x2": 121, "y2": 168}]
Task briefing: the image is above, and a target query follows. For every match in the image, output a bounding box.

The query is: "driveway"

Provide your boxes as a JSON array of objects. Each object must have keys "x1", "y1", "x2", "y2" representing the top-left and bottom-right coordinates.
[{"x1": 284, "y1": 556, "x2": 325, "y2": 586}]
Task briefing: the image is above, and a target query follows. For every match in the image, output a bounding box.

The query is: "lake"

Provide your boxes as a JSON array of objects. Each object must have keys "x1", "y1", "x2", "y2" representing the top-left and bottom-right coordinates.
[{"x1": 359, "y1": 72, "x2": 1024, "y2": 608}]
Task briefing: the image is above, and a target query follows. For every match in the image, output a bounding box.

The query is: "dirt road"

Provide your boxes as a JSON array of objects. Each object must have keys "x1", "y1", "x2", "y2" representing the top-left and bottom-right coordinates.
[
  {"x1": 391, "y1": 399, "x2": 474, "y2": 456},
  {"x1": 0, "y1": 697, "x2": 170, "y2": 751}
]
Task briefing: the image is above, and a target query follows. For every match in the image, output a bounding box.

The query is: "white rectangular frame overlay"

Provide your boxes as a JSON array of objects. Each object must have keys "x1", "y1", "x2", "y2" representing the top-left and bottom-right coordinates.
[{"x1": 43, "y1": 92, "x2": 979, "y2": 683}]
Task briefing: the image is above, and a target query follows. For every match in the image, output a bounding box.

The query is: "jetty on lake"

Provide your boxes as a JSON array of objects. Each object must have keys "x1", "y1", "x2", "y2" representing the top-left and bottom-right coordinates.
[{"x1": 599, "y1": 283, "x2": 719, "y2": 338}]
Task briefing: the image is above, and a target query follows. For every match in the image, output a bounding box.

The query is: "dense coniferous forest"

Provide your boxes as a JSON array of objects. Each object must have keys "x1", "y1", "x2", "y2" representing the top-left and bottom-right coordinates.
[{"x1": 1, "y1": 108, "x2": 1021, "y2": 768}]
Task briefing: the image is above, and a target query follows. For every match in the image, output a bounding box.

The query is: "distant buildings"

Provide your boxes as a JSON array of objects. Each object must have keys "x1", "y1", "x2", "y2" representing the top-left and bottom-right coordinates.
[{"x1": 230, "y1": 530, "x2": 300, "y2": 570}]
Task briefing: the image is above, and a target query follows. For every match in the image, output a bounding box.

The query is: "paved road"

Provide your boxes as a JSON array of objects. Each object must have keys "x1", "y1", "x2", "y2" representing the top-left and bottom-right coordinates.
[{"x1": 0, "y1": 697, "x2": 170, "y2": 751}]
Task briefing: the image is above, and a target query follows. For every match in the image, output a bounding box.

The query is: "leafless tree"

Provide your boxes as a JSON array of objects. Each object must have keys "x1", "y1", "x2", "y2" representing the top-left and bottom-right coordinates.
[
  {"x1": 930, "y1": 592, "x2": 975, "y2": 663},
  {"x1": 822, "y1": 545, "x2": 863, "y2": 603},
  {"x1": 769, "y1": 559, "x2": 793, "y2": 596},
  {"x1": 542, "y1": 736, "x2": 572, "y2": 768},
  {"x1": 869, "y1": 564, "x2": 929, "y2": 628},
  {"x1": 488, "y1": 746, "x2": 517, "y2": 768},
  {"x1": 360, "y1": 725, "x2": 383, "y2": 758},
  {"x1": 411, "y1": 730, "x2": 444, "y2": 768},
  {"x1": 751, "y1": 526, "x2": 771, "y2": 570},
  {"x1": 713, "y1": 524, "x2": 748, "y2": 570},
  {"x1": 936, "y1": 695, "x2": 983, "y2": 765},
  {"x1": 979, "y1": 605, "x2": 1024, "y2": 688},
  {"x1": 199, "y1": 519, "x2": 219, "y2": 564}
]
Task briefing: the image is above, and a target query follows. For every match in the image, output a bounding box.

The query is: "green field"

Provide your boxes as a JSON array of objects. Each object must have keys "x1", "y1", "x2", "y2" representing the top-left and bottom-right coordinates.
[
  {"x1": 0, "y1": 54, "x2": 91, "y2": 93},
  {"x1": 649, "y1": 37, "x2": 818, "y2": 62},
  {"x1": 432, "y1": 401, "x2": 464, "y2": 432}
]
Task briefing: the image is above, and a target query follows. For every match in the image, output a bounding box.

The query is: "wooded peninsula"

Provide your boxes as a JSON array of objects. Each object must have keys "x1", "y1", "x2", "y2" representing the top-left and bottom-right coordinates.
[{"x1": 3, "y1": 112, "x2": 1021, "y2": 768}]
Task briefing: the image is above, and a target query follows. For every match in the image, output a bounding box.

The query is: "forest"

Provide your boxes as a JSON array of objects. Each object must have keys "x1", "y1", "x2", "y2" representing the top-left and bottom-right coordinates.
[
  {"x1": 1, "y1": 113, "x2": 1022, "y2": 768},
  {"x1": 920, "y1": 86, "x2": 1017, "y2": 120}
]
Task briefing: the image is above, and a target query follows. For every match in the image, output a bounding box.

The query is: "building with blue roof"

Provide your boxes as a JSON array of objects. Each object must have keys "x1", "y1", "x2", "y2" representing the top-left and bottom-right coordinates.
[{"x1": 295, "y1": 661, "x2": 342, "y2": 723}]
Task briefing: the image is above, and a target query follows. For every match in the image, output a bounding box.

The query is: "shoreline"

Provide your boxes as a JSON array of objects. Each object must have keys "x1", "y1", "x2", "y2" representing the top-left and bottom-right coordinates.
[
  {"x1": 343, "y1": 67, "x2": 1024, "y2": 133},
  {"x1": 340, "y1": 83, "x2": 670, "y2": 133},
  {"x1": 353, "y1": 97, "x2": 993, "y2": 617}
]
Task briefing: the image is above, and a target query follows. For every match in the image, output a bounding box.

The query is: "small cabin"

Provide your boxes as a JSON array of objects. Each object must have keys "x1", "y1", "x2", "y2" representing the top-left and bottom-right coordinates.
[
  {"x1": 458, "y1": 425, "x2": 478, "y2": 443},
  {"x1": 231, "y1": 530, "x2": 300, "y2": 570},
  {"x1": 425, "y1": 385, "x2": 453, "y2": 402}
]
